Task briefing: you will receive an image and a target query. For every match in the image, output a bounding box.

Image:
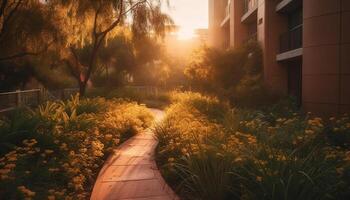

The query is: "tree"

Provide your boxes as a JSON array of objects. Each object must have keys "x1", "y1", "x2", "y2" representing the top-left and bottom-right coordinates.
[
  {"x1": 0, "y1": 0, "x2": 57, "y2": 61},
  {"x1": 50, "y1": 0, "x2": 172, "y2": 95},
  {"x1": 0, "y1": 0, "x2": 67, "y2": 91},
  {"x1": 92, "y1": 32, "x2": 136, "y2": 87},
  {"x1": 184, "y1": 41, "x2": 263, "y2": 95}
]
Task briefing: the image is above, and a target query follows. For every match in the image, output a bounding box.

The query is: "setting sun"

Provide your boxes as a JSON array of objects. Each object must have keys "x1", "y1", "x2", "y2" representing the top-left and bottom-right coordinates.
[
  {"x1": 177, "y1": 28, "x2": 195, "y2": 40},
  {"x1": 163, "y1": 0, "x2": 208, "y2": 40}
]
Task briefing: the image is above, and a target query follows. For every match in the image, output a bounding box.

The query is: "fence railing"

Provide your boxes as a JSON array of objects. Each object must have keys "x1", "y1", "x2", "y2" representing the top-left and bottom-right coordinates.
[
  {"x1": 0, "y1": 88, "x2": 79, "y2": 113},
  {"x1": 0, "y1": 86, "x2": 166, "y2": 113}
]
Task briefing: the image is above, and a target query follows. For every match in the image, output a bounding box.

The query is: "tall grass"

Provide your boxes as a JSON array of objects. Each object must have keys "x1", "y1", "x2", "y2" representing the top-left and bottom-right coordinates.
[{"x1": 155, "y1": 91, "x2": 350, "y2": 200}]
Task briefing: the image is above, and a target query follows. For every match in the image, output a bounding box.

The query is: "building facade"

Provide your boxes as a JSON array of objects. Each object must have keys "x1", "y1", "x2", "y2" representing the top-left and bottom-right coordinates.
[{"x1": 209, "y1": 0, "x2": 350, "y2": 116}]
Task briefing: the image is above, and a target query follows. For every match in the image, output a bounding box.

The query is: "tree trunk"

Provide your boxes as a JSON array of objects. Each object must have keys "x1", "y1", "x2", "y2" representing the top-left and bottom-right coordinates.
[
  {"x1": 80, "y1": 36, "x2": 103, "y2": 96},
  {"x1": 79, "y1": 81, "x2": 86, "y2": 96}
]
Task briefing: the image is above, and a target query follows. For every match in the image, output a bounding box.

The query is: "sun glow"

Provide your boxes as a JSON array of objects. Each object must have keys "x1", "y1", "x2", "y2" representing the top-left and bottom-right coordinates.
[
  {"x1": 177, "y1": 28, "x2": 195, "y2": 40},
  {"x1": 163, "y1": 0, "x2": 208, "y2": 41}
]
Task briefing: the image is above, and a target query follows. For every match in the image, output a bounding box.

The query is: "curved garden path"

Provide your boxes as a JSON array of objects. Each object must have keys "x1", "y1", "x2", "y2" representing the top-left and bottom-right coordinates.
[{"x1": 90, "y1": 109, "x2": 179, "y2": 200}]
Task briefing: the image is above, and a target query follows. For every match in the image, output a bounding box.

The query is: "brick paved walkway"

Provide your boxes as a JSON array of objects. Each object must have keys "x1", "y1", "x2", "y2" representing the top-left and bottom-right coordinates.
[{"x1": 90, "y1": 109, "x2": 179, "y2": 200}]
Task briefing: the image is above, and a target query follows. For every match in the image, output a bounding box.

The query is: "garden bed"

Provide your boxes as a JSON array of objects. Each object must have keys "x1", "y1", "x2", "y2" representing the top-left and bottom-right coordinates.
[
  {"x1": 155, "y1": 92, "x2": 350, "y2": 200},
  {"x1": 0, "y1": 95, "x2": 153, "y2": 199}
]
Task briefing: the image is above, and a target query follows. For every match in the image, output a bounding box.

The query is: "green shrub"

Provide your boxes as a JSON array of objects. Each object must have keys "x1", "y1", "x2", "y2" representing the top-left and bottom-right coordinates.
[{"x1": 108, "y1": 87, "x2": 170, "y2": 108}]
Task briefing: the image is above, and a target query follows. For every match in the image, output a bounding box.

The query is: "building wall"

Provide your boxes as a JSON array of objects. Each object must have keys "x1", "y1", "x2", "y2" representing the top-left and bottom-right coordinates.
[
  {"x1": 208, "y1": 0, "x2": 350, "y2": 116},
  {"x1": 302, "y1": 0, "x2": 350, "y2": 116},
  {"x1": 229, "y1": 0, "x2": 248, "y2": 47},
  {"x1": 208, "y1": 0, "x2": 225, "y2": 48},
  {"x1": 257, "y1": 0, "x2": 288, "y2": 94}
]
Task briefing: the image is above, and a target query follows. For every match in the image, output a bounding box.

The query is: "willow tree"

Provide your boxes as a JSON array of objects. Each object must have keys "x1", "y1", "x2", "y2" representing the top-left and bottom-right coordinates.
[
  {"x1": 0, "y1": 0, "x2": 58, "y2": 61},
  {"x1": 48, "y1": 0, "x2": 171, "y2": 95}
]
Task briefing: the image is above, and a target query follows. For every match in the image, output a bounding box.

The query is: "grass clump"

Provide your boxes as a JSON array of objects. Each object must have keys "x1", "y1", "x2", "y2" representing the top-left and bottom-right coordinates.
[{"x1": 0, "y1": 94, "x2": 153, "y2": 199}]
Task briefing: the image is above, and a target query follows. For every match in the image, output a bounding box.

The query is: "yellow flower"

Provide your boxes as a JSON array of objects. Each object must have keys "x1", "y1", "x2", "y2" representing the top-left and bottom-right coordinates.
[
  {"x1": 1, "y1": 174, "x2": 9, "y2": 180},
  {"x1": 45, "y1": 150, "x2": 54, "y2": 154},
  {"x1": 4, "y1": 164, "x2": 16, "y2": 169},
  {"x1": 48, "y1": 168, "x2": 59, "y2": 172},
  {"x1": 48, "y1": 195, "x2": 56, "y2": 200},
  {"x1": 0, "y1": 169, "x2": 11, "y2": 175},
  {"x1": 79, "y1": 148, "x2": 87, "y2": 153},
  {"x1": 8, "y1": 157, "x2": 17, "y2": 162},
  {"x1": 256, "y1": 176, "x2": 262, "y2": 182},
  {"x1": 105, "y1": 134, "x2": 113, "y2": 140},
  {"x1": 114, "y1": 139, "x2": 120, "y2": 144},
  {"x1": 17, "y1": 186, "x2": 36, "y2": 197},
  {"x1": 336, "y1": 167, "x2": 344, "y2": 175},
  {"x1": 305, "y1": 129, "x2": 314, "y2": 135}
]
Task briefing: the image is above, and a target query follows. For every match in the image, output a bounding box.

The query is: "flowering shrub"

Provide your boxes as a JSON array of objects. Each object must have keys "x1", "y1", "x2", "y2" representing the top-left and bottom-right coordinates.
[
  {"x1": 0, "y1": 95, "x2": 153, "y2": 199},
  {"x1": 155, "y1": 92, "x2": 350, "y2": 200}
]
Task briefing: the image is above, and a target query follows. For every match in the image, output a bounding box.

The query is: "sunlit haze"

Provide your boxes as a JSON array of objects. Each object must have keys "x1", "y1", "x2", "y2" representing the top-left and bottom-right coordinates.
[{"x1": 163, "y1": 0, "x2": 208, "y2": 40}]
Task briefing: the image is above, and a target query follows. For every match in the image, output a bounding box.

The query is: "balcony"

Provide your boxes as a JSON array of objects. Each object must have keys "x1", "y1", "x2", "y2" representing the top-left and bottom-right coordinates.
[
  {"x1": 276, "y1": 0, "x2": 302, "y2": 13},
  {"x1": 241, "y1": 0, "x2": 258, "y2": 23},
  {"x1": 279, "y1": 25, "x2": 302, "y2": 53},
  {"x1": 277, "y1": 25, "x2": 303, "y2": 61}
]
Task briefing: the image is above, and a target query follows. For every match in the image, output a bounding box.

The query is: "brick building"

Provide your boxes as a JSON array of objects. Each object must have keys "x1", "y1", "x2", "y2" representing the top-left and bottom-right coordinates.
[{"x1": 208, "y1": 0, "x2": 350, "y2": 116}]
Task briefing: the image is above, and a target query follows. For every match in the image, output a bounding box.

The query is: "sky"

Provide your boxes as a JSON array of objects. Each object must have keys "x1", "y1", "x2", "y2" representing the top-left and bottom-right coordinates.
[{"x1": 162, "y1": 0, "x2": 208, "y2": 40}]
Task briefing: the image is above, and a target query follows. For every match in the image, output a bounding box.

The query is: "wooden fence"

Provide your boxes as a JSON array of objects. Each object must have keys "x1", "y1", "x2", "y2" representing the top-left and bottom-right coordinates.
[{"x1": 0, "y1": 88, "x2": 79, "y2": 113}]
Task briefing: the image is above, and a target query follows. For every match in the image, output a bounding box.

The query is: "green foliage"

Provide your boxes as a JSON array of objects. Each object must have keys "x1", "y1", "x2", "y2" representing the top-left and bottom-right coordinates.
[
  {"x1": 326, "y1": 115, "x2": 350, "y2": 147},
  {"x1": 184, "y1": 41, "x2": 279, "y2": 108},
  {"x1": 108, "y1": 87, "x2": 170, "y2": 109},
  {"x1": 0, "y1": 96, "x2": 153, "y2": 199},
  {"x1": 0, "y1": 0, "x2": 173, "y2": 93},
  {"x1": 173, "y1": 150, "x2": 236, "y2": 200},
  {"x1": 185, "y1": 41, "x2": 263, "y2": 94},
  {"x1": 155, "y1": 92, "x2": 350, "y2": 200},
  {"x1": 0, "y1": 108, "x2": 38, "y2": 155}
]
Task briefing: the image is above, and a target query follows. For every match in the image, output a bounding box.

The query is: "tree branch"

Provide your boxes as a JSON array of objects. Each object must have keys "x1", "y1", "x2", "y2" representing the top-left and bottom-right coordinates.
[
  {"x1": 100, "y1": 0, "x2": 147, "y2": 36},
  {"x1": 0, "y1": 0, "x2": 23, "y2": 38},
  {"x1": 0, "y1": 51, "x2": 39, "y2": 61},
  {"x1": 93, "y1": 2, "x2": 102, "y2": 37},
  {"x1": 0, "y1": 39, "x2": 53, "y2": 61},
  {"x1": 0, "y1": 0, "x2": 8, "y2": 17}
]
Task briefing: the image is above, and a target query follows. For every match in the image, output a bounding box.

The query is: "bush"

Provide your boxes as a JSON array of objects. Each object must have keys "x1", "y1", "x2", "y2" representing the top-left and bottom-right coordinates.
[
  {"x1": 0, "y1": 95, "x2": 153, "y2": 199},
  {"x1": 108, "y1": 87, "x2": 170, "y2": 108},
  {"x1": 155, "y1": 92, "x2": 350, "y2": 200}
]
